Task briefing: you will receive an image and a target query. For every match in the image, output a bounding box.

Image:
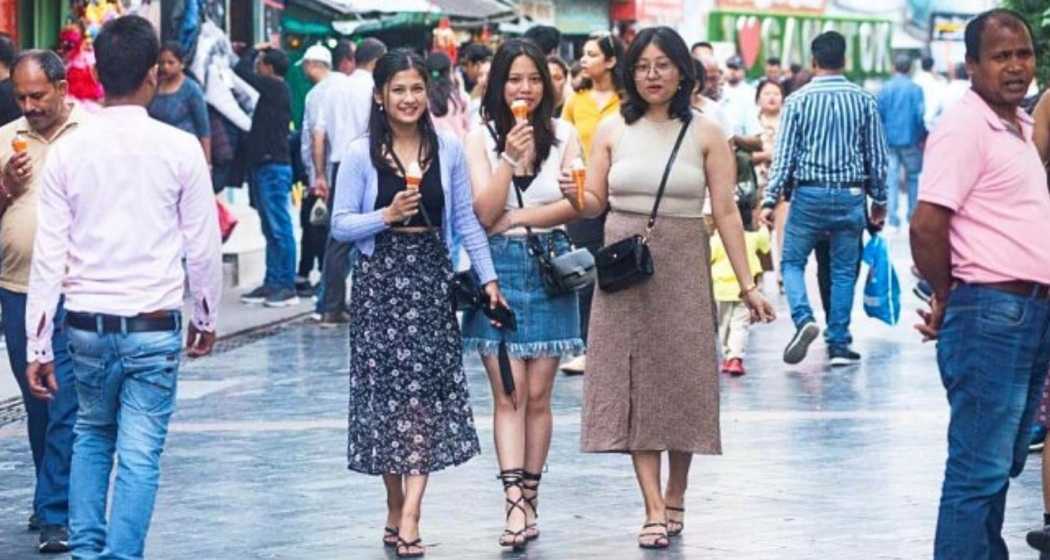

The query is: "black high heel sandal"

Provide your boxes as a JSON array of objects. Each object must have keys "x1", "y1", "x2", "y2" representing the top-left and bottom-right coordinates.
[
  {"x1": 497, "y1": 469, "x2": 528, "y2": 551},
  {"x1": 638, "y1": 522, "x2": 670, "y2": 549},
  {"x1": 522, "y1": 471, "x2": 541, "y2": 541},
  {"x1": 383, "y1": 526, "x2": 399, "y2": 547},
  {"x1": 666, "y1": 506, "x2": 685, "y2": 537},
  {"x1": 396, "y1": 535, "x2": 425, "y2": 558}
]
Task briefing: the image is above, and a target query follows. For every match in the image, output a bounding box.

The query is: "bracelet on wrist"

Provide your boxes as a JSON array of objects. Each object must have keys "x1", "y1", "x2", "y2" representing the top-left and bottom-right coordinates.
[{"x1": 500, "y1": 152, "x2": 519, "y2": 168}]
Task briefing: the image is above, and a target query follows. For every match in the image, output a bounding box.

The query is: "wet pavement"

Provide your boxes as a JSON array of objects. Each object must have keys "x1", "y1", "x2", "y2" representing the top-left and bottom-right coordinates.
[{"x1": 0, "y1": 230, "x2": 1045, "y2": 559}]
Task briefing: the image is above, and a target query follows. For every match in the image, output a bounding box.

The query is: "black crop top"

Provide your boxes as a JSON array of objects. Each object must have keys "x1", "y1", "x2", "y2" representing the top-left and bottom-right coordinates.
[{"x1": 375, "y1": 155, "x2": 444, "y2": 228}]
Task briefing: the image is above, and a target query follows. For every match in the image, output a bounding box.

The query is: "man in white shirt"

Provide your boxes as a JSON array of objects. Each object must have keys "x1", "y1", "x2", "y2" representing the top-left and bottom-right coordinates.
[
  {"x1": 914, "y1": 56, "x2": 948, "y2": 132},
  {"x1": 25, "y1": 16, "x2": 222, "y2": 559},
  {"x1": 721, "y1": 55, "x2": 758, "y2": 135},
  {"x1": 312, "y1": 37, "x2": 386, "y2": 325}
]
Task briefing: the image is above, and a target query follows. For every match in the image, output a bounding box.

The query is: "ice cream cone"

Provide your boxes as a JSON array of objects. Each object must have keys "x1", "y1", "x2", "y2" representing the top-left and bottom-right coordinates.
[
  {"x1": 11, "y1": 134, "x2": 28, "y2": 154},
  {"x1": 405, "y1": 161, "x2": 423, "y2": 192},
  {"x1": 571, "y1": 158, "x2": 586, "y2": 209},
  {"x1": 511, "y1": 99, "x2": 529, "y2": 122}
]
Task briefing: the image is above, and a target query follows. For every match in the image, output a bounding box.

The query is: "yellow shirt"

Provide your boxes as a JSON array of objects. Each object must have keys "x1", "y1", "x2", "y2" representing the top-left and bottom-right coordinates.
[
  {"x1": 710, "y1": 229, "x2": 771, "y2": 302},
  {"x1": 561, "y1": 89, "x2": 620, "y2": 162},
  {"x1": 0, "y1": 106, "x2": 87, "y2": 292}
]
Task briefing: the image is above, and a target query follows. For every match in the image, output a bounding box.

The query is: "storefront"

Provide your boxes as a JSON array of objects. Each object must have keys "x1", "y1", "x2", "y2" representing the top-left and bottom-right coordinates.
[
  {"x1": 707, "y1": 9, "x2": 892, "y2": 80},
  {"x1": 552, "y1": 0, "x2": 607, "y2": 36}
]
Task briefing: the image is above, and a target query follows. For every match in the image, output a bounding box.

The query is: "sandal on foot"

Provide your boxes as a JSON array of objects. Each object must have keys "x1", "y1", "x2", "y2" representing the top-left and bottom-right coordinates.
[
  {"x1": 396, "y1": 536, "x2": 425, "y2": 558},
  {"x1": 638, "y1": 522, "x2": 670, "y2": 549},
  {"x1": 522, "y1": 471, "x2": 542, "y2": 541},
  {"x1": 497, "y1": 469, "x2": 528, "y2": 551},
  {"x1": 383, "y1": 526, "x2": 399, "y2": 547},
  {"x1": 666, "y1": 506, "x2": 685, "y2": 537}
]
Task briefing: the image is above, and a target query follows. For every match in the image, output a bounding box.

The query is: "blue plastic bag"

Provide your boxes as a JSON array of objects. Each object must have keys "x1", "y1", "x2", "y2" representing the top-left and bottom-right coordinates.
[{"x1": 862, "y1": 234, "x2": 901, "y2": 326}]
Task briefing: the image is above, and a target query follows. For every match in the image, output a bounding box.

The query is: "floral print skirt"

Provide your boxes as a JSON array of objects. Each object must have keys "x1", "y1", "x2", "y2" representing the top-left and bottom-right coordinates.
[{"x1": 347, "y1": 230, "x2": 481, "y2": 475}]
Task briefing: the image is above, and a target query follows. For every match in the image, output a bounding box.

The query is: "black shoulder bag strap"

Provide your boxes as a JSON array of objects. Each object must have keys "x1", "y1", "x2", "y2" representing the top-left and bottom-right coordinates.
[{"x1": 643, "y1": 118, "x2": 691, "y2": 241}]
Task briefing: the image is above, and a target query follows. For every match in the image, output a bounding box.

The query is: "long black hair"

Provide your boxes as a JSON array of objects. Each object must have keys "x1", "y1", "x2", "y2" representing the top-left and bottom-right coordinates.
[
  {"x1": 424, "y1": 51, "x2": 464, "y2": 118},
  {"x1": 480, "y1": 39, "x2": 558, "y2": 176},
  {"x1": 368, "y1": 49, "x2": 440, "y2": 174},
  {"x1": 621, "y1": 27, "x2": 696, "y2": 125},
  {"x1": 580, "y1": 32, "x2": 625, "y2": 93}
]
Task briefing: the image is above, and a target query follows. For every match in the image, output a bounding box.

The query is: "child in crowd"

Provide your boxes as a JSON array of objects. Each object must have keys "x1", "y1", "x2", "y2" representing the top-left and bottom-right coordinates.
[{"x1": 708, "y1": 190, "x2": 771, "y2": 376}]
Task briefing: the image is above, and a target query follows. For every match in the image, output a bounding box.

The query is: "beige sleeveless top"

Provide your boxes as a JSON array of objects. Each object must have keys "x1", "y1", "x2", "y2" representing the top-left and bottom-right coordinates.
[{"x1": 608, "y1": 115, "x2": 707, "y2": 218}]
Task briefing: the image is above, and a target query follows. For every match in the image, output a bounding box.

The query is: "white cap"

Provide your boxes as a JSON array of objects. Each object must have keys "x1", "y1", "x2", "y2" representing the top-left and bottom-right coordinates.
[{"x1": 299, "y1": 45, "x2": 332, "y2": 67}]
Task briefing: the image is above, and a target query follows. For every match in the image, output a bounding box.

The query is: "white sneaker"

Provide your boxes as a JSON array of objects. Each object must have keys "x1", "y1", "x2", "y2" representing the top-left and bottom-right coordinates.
[{"x1": 561, "y1": 354, "x2": 586, "y2": 374}]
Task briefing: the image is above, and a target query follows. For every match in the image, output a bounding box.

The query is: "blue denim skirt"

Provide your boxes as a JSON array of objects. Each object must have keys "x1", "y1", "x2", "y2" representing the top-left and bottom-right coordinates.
[{"x1": 461, "y1": 233, "x2": 584, "y2": 359}]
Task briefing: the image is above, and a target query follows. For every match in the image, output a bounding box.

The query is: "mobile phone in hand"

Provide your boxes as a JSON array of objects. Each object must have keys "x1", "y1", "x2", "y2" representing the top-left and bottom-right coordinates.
[{"x1": 483, "y1": 301, "x2": 517, "y2": 332}]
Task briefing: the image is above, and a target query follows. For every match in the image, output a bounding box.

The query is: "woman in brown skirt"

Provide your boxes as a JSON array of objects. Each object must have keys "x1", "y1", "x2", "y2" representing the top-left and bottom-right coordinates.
[{"x1": 567, "y1": 27, "x2": 776, "y2": 549}]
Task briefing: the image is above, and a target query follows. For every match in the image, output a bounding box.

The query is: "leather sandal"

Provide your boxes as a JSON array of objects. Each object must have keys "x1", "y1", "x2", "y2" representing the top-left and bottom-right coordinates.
[
  {"x1": 383, "y1": 526, "x2": 399, "y2": 547},
  {"x1": 666, "y1": 505, "x2": 685, "y2": 537},
  {"x1": 522, "y1": 471, "x2": 542, "y2": 541},
  {"x1": 396, "y1": 535, "x2": 425, "y2": 558},
  {"x1": 638, "y1": 522, "x2": 670, "y2": 549},
  {"x1": 497, "y1": 469, "x2": 528, "y2": 551}
]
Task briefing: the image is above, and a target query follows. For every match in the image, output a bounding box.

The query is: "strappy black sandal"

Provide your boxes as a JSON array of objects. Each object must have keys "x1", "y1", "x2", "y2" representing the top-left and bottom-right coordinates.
[
  {"x1": 522, "y1": 471, "x2": 541, "y2": 541},
  {"x1": 396, "y1": 535, "x2": 425, "y2": 558},
  {"x1": 383, "y1": 526, "x2": 399, "y2": 547},
  {"x1": 638, "y1": 522, "x2": 670, "y2": 549},
  {"x1": 666, "y1": 505, "x2": 685, "y2": 537},
  {"x1": 497, "y1": 469, "x2": 528, "y2": 551}
]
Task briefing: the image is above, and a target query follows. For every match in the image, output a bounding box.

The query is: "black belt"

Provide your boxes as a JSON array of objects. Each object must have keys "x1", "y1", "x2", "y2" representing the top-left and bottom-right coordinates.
[
  {"x1": 66, "y1": 312, "x2": 181, "y2": 333},
  {"x1": 959, "y1": 280, "x2": 1050, "y2": 300},
  {"x1": 797, "y1": 180, "x2": 864, "y2": 189}
]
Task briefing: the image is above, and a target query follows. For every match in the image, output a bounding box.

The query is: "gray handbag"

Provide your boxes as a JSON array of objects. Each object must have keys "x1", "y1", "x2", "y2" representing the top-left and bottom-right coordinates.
[{"x1": 511, "y1": 179, "x2": 596, "y2": 296}]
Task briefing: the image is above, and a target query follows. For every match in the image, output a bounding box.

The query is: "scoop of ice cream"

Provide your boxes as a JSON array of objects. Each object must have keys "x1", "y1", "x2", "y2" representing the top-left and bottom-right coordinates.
[{"x1": 405, "y1": 161, "x2": 423, "y2": 188}]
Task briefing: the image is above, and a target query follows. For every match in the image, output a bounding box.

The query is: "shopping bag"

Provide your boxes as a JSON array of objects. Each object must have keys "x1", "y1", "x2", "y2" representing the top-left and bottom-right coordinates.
[
  {"x1": 861, "y1": 234, "x2": 901, "y2": 326},
  {"x1": 216, "y1": 198, "x2": 238, "y2": 243}
]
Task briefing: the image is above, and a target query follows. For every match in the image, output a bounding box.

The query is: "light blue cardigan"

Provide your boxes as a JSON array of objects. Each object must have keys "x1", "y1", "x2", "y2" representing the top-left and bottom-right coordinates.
[{"x1": 330, "y1": 131, "x2": 498, "y2": 285}]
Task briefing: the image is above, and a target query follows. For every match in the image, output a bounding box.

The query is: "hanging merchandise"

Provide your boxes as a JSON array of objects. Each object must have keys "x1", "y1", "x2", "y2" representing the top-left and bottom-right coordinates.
[
  {"x1": 59, "y1": 24, "x2": 104, "y2": 108},
  {"x1": 190, "y1": 20, "x2": 258, "y2": 132}
]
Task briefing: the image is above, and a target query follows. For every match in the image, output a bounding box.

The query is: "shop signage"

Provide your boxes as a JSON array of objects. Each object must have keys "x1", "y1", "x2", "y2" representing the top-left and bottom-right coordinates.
[
  {"x1": 708, "y1": 10, "x2": 892, "y2": 79},
  {"x1": 636, "y1": 0, "x2": 682, "y2": 24},
  {"x1": 716, "y1": 0, "x2": 826, "y2": 15}
]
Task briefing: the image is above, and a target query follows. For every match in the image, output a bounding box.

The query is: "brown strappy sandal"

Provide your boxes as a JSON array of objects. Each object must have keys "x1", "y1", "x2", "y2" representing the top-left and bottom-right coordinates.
[
  {"x1": 522, "y1": 471, "x2": 542, "y2": 541},
  {"x1": 666, "y1": 505, "x2": 685, "y2": 537},
  {"x1": 497, "y1": 469, "x2": 528, "y2": 551},
  {"x1": 383, "y1": 526, "x2": 399, "y2": 547},
  {"x1": 395, "y1": 535, "x2": 425, "y2": 558}
]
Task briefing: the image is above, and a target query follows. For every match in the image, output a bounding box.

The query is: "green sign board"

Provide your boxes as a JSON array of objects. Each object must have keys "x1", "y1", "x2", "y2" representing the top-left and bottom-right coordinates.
[{"x1": 708, "y1": 10, "x2": 893, "y2": 80}]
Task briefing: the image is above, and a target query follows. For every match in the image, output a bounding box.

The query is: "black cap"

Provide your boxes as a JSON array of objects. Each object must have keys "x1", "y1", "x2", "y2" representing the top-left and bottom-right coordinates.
[{"x1": 726, "y1": 55, "x2": 744, "y2": 69}]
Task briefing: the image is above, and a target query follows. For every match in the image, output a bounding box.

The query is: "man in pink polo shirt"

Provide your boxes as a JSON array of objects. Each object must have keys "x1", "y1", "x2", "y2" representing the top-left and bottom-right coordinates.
[{"x1": 911, "y1": 9, "x2": 1050, "y2": 559}]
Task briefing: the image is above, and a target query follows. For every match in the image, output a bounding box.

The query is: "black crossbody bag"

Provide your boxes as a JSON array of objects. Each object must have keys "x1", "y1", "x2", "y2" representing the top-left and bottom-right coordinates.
[
  {"x1": 595, "y1": 119, "x2": 690, "y2": 293},
  {"x1": 509, "y1": 181, "x2": 596, "y2": 296}
]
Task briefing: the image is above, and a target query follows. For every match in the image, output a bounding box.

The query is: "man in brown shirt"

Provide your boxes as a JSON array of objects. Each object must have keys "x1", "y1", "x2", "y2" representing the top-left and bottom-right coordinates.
[{"x1": 0, "y1": 49, "x2": 86, "y2": 553}]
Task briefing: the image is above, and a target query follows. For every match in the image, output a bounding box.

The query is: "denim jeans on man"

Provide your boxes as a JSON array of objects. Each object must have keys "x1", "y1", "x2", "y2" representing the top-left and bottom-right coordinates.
[
  {"x1": 67, "y1": 319, "x2": 183, "y2": 560},
  {"x1": 0, "y1": 288, "x2": 76, "y2": 527},
  {"x1": 316, "y1": 162, "x2": 352, "y2": 314},
  {"x1": 934, "y1": 284, "x2": 1050, "y2": 560},
  {"x1": 780, "y1": 185, "x2": 866, "y2": 347},
  {"x1": 250, "y1": 163, "x2": 296, "y2": 291},
  {"x1": 885, "y1": 145, "x2": 923, "y2": 227}
]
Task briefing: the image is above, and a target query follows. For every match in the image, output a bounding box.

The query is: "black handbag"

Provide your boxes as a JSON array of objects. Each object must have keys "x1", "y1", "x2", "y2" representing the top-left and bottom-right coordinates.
[
  {"x1": 595, "y1": 119, "x2": 690, "y2": 293},
  {"x1": 510, "y1": 180, "x2": 596, "y2": 296}
]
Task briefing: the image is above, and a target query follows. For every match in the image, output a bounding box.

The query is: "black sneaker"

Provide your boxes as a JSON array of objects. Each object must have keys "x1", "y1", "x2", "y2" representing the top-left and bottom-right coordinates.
[
  {"x1": 240, "y1": 285, "x2": 272, "y2": 304},
  {"x1": 295, "y1": 282, "x2": 316, "y2": 299},
  {"x1": 783, "y1": 322, "x2": 820, "y2": 365},
  {"x1": 828, "y1": 346, "x2": 862, "y2": 367},
  {"x1": 1028, "y1": 525, "x2": 1050, "y2": 554},
  {"x1": 319, "y1": 310, "x2": 351, "y2": 327},
  {"x1": 27, "y1": 513, "x2": 39, "y2": 532},
  {"x1": 38, "y1": 525, "x2": 70, "y2": 553},
  {"x1": 263, "y1": 288, "x2": 301, "y2": 308}
]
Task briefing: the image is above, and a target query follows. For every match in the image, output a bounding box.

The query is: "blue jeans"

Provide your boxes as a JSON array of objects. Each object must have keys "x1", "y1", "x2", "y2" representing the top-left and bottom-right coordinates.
[
  {"x1": 934, "y1": 284, "x2": 1050, "y2": 560},
  {"x1": 780, "y1": 185, "x2": 866, "y2": 346},
  {"x1": 251, "y1": 163, "x2": 296, "y2": 291},
  {"x1": 67, "y1": 321, "x2": 183, "y2": 560},
  {"x1": 885, "y1": 144, "x2": 922, "y2": 227},
  {"x1": 0, "y1": 288, "x2": 76, "y2": 527}
]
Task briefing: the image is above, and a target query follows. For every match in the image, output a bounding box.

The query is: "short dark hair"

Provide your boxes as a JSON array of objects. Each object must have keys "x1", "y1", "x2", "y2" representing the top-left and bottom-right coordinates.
[
  {"x1": 789, "y1": 62, "x2": 802, "y2": 73},
  {"x1": 159, "y1": 40, "x2": 184, "y2": 63},
  {"x1": 766, "y1": 56, "x2": 781, "y2": 66},
  {"x1": 755, "y1": 78, "x2": 784, "y2": 103},
  {"x1": 921, "y1": 56, "x2": 934, "y2": 71},
  {"x1": 964, "y1": 9, "x2": 1033, "y2": 62},
  {"x1": 333, "y1": 40, "x2": 354, "y2": 64},
  {"x1": 524, "y1": 25, "x2": 561, "y2": 56},
  {"x1": 691, "y1": 41, "x2": 712, "y2": 52},
  {"x1": 0, "y1": 35, "x2": 15, "y2": 69},
  {"x1": 811, "y1": 31, "x2": 846, "y2": 70},
  {"x1": 953, "y1": 62, "x2": 969, "y2": 80},
  {"x1": 355, "y1": 38, "x2": 387, "y2": 66},
  {"x1": 622, "y1": 27, "x2": 696, "y2": 126},
  {"x1": 547, "y1": 54, "x2": 569, "y2": 78},
  {"x1": 460, "y1": 43, "x2": 492, "y2": 65},
  {"x1": 94, "y1": 15, "x2": 159, "y2": 97},
  {"x1": 11, "y1": 50, "x2": 66, "y2": 83},
  {"x1": 261, "y1": 47, "x2": 290, "y2": 77},
  {"x1": 894, "y1": 54, "x2": 912, "y2": 74}
]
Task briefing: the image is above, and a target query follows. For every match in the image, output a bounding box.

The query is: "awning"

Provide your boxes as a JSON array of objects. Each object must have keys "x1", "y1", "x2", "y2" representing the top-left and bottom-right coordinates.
[
  {"x1": 317, "y1": 0, "x2": 439, "y2": 13},
  {"x1": 430, "y1": 0, "x2": 514, "y2": 19}
]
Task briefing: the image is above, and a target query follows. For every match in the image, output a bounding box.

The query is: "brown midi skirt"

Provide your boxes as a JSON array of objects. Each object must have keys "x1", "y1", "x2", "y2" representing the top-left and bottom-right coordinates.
[{"x1": 581, "y1": 210, "x2": 722, "y2": 455}]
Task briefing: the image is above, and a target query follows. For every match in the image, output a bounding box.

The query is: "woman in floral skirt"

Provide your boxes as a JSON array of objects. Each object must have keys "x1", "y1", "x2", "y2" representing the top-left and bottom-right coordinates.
[{"x1": 331, "y1": 49, "x2": 506, "y2": 559}]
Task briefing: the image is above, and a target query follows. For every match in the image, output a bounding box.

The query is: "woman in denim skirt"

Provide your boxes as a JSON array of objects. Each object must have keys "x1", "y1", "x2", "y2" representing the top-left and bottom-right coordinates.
[
  {"x1": 331, "y1": 50, "x2": 506, "y2": 558},
  {"x1": 462, "y1": 39, "x2": 585, "y2": 550}
]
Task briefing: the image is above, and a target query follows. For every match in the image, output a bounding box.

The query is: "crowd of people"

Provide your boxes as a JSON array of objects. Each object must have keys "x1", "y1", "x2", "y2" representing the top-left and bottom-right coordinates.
[{"x1": 0, "y1": 6, "x2": 1047, "y2": 559}]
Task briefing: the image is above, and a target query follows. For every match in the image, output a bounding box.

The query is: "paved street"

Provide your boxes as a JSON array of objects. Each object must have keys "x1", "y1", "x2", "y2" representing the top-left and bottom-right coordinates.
[{"x1": 0, "y1": 231, "x2": 1045, "y2": 559}]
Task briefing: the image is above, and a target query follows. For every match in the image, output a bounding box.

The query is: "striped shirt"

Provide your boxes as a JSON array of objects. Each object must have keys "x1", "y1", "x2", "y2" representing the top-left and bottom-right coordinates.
[{"x1": 763, "y1": 75, "x2": 889, "y2": 208}]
